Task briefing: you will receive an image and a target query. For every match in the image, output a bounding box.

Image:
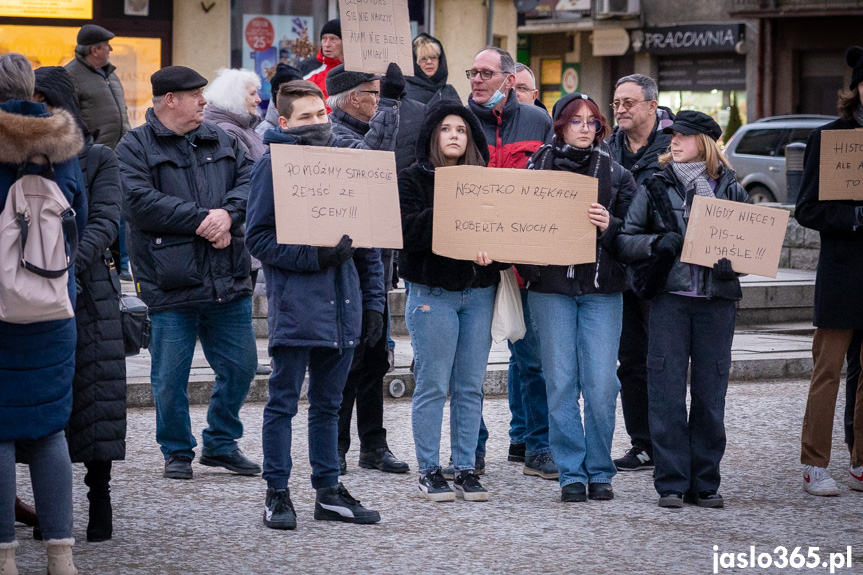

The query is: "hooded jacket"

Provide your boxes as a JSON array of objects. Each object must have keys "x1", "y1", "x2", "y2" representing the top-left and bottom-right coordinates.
[
  {"x1": 399, "y1": 101, "x2": 510, "y2": 291},
  {"x1": 245, "y1": 125, "x2": 386, "y2": 351},
  {"x1": 606, "y1": 106, "x2": 675, "y2": 186},
  {"x1": 615, "y1": 164, "x2": 749, "y2": 300},
  {"x1": 404, "y1": 33, "x2": 462, "y2": 106},
  {"x1": 203, "y1": 106, "x2": 267, "y2": 162},
  {"x1": 517, "y1": 93, "x2": 637, "y2": 297},
  {"x1": 65, "y1": 54, "x2": 130, "y2": 149},
  {"x1": 116, "y1": 108, "x2": 254, "y2": 313},
  {"x1": 0, "y1": 101, "x2": 87, "y2": 441},
  {"x1": 304, "y1": 51, "x2": 343, "y2": 112},
  {"x1": 468, "y1": 90, "x2": 553, "y2": 169}
]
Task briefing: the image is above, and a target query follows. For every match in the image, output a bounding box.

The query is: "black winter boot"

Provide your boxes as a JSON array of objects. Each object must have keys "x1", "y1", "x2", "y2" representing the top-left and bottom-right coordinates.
[{"x1": 84, "y1": 461, "x2": 113, "y2": 542}]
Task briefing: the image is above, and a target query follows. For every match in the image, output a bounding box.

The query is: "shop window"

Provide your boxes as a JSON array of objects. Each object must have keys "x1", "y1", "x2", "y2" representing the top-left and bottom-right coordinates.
[
  {"x1": 540, "y1": 58, "x2": 562, "y2": 111},
  {"x1": 734, "y1": 129, "x2": 785, "y2": 157},
  {"x1": 0, "y1": 24, "x2": 161, "y2": 128}
]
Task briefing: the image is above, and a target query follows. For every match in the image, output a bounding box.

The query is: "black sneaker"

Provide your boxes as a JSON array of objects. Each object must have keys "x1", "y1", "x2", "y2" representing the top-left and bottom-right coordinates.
[
  {"x1": 314, "y1": 483, "x2": 381, "y2": 524},
  {"x1": 453, "y1": 471, "x2": 489, "y2": 502},
  {"x1": 523, "y1": 452, "x2": 559, "y2": 480},
  {"x1": 684, "y1": 490, "x2": 724, "y2": 508},
  {"x1": 164, "y1": 455, "x2": 193, "y2": 480},
  {"x1": 588, "y1": 482, "x2": 614, "y2": 501},
  {"x1": 658, "y1": 492, "x2": 684, "y2": 508},
  {"x1": 418, "y1": 470, "x2": 455, "y2": 502},
  {"x1": 200, "y1": 448, "x2": 261, "y2": 476},
  {"x1": 118, "y1": 269, "x2": 133, "y2": 282},
  {"x1": 614, "y1": 447, "x2": 654, "y2": 471},
  {"x1": 508, "y1": 443, "x2": 526, "y2": 463},
  {"x1": 263, "y1": 488, "x2": 297, "y2": 530},
  {"x1": 442, "y1": 456, "x2": 485, "y2": 479},
  {"x1": 561, "y1": 482, "x2": 587, "y2": 502},
  {"x1": 358, "y1": 448, "x2": 410, "y2": 473}
]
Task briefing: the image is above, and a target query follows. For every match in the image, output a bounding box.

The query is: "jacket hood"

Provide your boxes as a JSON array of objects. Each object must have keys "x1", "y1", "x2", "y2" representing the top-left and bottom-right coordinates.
[
  {"x1": 34, "y1": 66, "x2": 89, "y2": 137},
  {"x1": 0, "y1": 101, "x2": 83, "y2": 165},
  {"x1": 203, "y1": 106, "x2": 261, "y2": 131},
  {"x1": 415, "y1": 100, "x2": 489, "y2": 169},
  {"x1": 410, "y1": 33, "x2": 450, "y2": 86}
]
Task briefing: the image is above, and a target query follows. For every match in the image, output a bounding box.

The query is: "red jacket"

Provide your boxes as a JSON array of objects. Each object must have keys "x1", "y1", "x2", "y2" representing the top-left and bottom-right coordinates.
[
  {"x1": 303, "y1": 51, "x2": 342, "y2": 112},
  {"x1": 467, "y1": 90, "x2": 552, "y2": 169}
]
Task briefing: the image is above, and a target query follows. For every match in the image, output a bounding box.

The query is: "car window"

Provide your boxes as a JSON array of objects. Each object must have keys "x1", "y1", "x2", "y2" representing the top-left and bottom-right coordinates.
[
  {"x1": 775, "y1": 127, "x2": 815, "y2": 157},
  {"x1": 734, "y1": 129, "x2": 786, "y2": 156}
]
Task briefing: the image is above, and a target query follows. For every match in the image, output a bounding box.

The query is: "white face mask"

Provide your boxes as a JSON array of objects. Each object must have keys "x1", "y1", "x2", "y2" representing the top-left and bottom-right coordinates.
[{"x1": 483, "y1": 76, "x2": 509, "y2": 109}]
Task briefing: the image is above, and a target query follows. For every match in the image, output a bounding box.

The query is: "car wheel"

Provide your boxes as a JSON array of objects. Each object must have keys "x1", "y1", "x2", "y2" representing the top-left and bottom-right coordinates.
[{"x1": 747, "y1": 185, "x2": 775, "y2": 204}]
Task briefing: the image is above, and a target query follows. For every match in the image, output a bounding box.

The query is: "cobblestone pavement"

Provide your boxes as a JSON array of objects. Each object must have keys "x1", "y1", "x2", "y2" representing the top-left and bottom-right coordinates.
[{"x1": 12, "y1": 380, "x2": 863, "y2": 574}]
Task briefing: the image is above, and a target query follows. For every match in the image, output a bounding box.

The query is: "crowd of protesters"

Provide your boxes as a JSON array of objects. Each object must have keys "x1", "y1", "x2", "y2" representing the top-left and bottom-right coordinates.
[{"x1": 1, "y1": 16, "x2": 862, "y2": 573}]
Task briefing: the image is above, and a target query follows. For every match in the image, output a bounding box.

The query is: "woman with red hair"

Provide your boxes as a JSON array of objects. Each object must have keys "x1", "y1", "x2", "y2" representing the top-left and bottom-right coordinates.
[{"x1": 518, "y1": 93, "x2": 636, "y2": 503}]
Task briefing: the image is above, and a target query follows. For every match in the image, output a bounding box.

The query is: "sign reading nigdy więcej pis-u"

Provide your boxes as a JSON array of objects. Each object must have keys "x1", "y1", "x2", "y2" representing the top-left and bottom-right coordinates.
[
  {"x1": 339, "y1": 0, "x2": 414, "y2": 75},
  {"x1": 269, "y1": 144, "x2": 403, "y2": 249},
  {"x1": 432, "y1": 165, "x2": 598, "y2": 265}
]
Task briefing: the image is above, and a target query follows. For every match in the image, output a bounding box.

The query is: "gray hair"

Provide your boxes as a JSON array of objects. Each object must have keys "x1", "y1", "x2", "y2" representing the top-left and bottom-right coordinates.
[
  {"x1": 152, "y1": 94, "x2": 166, "y2": 107},
  {"x1": 0, "y1": 53, "x2": 35, "y2": 103},
  {"x1": 203, "y1": 68, "x2": 261, "y2": 116},
  {"x1": 615, "y1": 74, "x2": 658, "y2": 101},
  {"x1": 515, "y1": 63, "x2": 536, "y2": 86},
  {"x1": 477, "y1": 46, "x2": 516, "y2": 75},
  {"x1": 326, "y1": 90, "x2": 353, "y2": 112},
  {"x1": 74, "y1": 44, "x2": 97, "y2": 58}
]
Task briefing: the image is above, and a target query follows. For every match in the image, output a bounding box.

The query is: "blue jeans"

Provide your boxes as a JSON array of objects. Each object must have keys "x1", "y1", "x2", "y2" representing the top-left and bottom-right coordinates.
[
  {"x1": 1, "y1": 432, "x2": 73, "y2": 543},
  {"x1": 507, "y1": 289, "x2": 550, "y2": 456},
  {"x1": 149, "y1": 297, "x2": 257, "y2": 460},
  {"x1": 118, "y1": 215, "x2": 129, "y2": 271},
  {"x1": 263, "y1": 346, "x2": 354, "y2": 490},
  {"x1": 647, "y1": 294, "x2": 735, "y2": 495},
  {"x1": 529, "y1": 291, "x2": 622, "y2": 487},
  {"x1": 408, "y1": 283, "x2": 496, "y2": 474}
]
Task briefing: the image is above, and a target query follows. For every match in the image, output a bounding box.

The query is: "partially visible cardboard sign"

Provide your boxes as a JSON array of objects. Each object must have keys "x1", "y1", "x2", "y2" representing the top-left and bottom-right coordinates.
[
  {"x1": 432, "y1": 166, "x2": 598, "y2": 265},
  {"x1": 269, "y1": 144, "x2": 403, "y2": 249},
  {"x1": 819, "y1": 130, "x2": 863, "y2": 200},
  {"x1": 681, "y1": 195, "x2": 789, "y2": 278},
  {"x1": 339, "y1": 0, "x2": 414, "y2": 76}
]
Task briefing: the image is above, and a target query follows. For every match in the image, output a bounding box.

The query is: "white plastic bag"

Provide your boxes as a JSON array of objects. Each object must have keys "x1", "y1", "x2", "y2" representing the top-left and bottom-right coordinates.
[{"x1": 491, "y1": 267, "x2": 526, "y2": 344}]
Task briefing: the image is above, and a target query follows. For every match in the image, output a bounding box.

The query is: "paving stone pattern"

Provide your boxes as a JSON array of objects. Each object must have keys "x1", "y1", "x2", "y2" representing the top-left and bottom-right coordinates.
[{"x1": 12, "y1": 380, "x2": 862, "y2": 574}]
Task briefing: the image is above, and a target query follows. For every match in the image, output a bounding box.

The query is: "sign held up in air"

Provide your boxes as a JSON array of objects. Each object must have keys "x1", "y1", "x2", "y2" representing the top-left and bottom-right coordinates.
[{"x1": 339, "y1": 0, "x2": 414, "y2": 75}]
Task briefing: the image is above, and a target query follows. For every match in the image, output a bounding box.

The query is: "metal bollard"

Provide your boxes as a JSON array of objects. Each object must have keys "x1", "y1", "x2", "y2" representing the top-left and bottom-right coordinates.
[{"x1": 785, "y1": 142, "x2": 806, "y2": 206}]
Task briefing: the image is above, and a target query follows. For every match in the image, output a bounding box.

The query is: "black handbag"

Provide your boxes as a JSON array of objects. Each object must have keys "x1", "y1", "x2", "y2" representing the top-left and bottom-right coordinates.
[{"x1": 107, "y1": 252, "x2": 151, "y2": 356}]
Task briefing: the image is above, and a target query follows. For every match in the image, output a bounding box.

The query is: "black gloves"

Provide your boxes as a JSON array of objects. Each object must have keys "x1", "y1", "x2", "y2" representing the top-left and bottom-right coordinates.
[
  {"x1": 361, "y1": 310, "x2": 384, "y2": 347},
  {"x1": 652, "y1": 232, "x2": 683, "y2": 256},
  {"x1": 380, "y1": 63, "x2": 405, "y2": 100},
  {"x1": 713, "y1": 257, "x2": 736, "y2": 281},
  {"x1": 317, "y1": 234, "x2": 355, "y2": 269}
]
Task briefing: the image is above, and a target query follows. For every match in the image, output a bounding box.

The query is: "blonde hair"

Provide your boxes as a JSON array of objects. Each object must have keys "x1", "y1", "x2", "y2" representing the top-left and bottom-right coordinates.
[
  {"x1": 413, "y1": 37, "x2": 441, "y2": 62},
  {"x1": 659, "y1": 132, "x2": 732, "y2": 179}
]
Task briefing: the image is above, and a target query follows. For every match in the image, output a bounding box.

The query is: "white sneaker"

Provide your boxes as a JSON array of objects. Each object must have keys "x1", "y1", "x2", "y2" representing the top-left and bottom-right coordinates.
[
  {"x1": 849, "y1": 466, "x2": 863, "y2": 492},
  {"x1": 803, "y1": 465, "x2": 839, "y2": 496}
]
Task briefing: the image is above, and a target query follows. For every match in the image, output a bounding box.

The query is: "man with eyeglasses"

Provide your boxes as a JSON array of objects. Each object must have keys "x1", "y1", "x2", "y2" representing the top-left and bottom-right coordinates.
[
  {"x1": 513, "y1": 63, "x2": 546, "y2": 110},
  {"x1": 606, "y1": 73, "x2": 676, "y2": 474}
]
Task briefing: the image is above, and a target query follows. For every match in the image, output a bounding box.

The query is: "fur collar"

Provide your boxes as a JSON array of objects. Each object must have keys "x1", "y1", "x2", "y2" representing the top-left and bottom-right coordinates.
[{"x1": 0, "y1": 106, "x2": 83, "y2": 165}]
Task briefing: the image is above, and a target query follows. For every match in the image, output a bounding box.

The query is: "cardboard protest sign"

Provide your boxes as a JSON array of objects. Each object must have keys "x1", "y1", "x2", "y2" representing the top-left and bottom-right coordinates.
[
  {"x1": 819, "y1": 130, "x2": 863, "y2": 200},
  {"x1": 339, "y1": 0, "x2": 414, "y2": 76},
  {"x1": 680, "y1": 195, "x2": 789, "y2": 278},
  {"x1": 269, "y1": 144, "x2": 402, "y2": 249},
  {"x1": 432, "y1": 166, "x2": 598, "y2": 266}
]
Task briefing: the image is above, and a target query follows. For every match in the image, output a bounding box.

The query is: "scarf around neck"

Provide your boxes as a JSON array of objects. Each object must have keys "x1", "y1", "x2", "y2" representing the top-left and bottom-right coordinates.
[
  {"x1": 282, "y1": 122, "x2": 333, "y2": 147},
  {"x1": 673, "y1": 161, "x2": 714, "y2": 217}
]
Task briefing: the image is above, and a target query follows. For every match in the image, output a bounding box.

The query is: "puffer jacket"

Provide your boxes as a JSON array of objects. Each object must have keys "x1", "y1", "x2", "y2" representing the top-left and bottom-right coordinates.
[
  {"x1": 0, "y1": 101, "x2": 87, "y2": 441},
  {"x1": 615, "y1": 164, "x2": 749, "y2": 300},
  {"x1": 203, "y1": 106, "x2": 267, "y2": 162},
  {"x1": 467, "y1": 91, "x2": 552, "y2": 169},
  {"x1": 245, "y1": 128, "x2": 385, "y2": 350},
  {"x1": 116, "y1": 108, "x2": 253, "y2": 313},
  {"x1": 65, "y1": 55, "x2": 130, "y2": 149},
  {"x1": 404, "y1": 33, "x2": 462, "y2": 106},
  {"x1": 606, "y1": 106, "x2": 675, "y2": 186},
  {"x1": 69, "y1": 141, "x2": 126, "y2": 462},
  {"x1": 304, "y1": 51, "x2": 342, "y2": 112},
  {"x1": 399, "y1": 101, "x2": 509, "y2": 291},
  {"x1": 255, "y1": 100, "x2": 280, "y2": 138}
]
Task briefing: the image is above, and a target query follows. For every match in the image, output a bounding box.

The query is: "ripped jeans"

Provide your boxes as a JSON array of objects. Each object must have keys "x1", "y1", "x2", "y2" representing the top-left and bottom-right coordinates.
[{"x1": 406, "y1": 282, "x2": 496, "y2": 474}]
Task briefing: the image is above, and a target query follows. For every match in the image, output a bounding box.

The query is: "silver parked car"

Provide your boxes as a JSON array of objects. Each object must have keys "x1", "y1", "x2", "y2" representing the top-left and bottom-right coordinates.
[{"x1": 724, "y1": 115, "x2": 836, "y2": 203}]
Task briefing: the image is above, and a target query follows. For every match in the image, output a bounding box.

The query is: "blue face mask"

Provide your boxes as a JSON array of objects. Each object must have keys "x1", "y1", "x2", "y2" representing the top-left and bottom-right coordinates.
[{"x1": 482, "y1": 77, "x2": 509, "y2": 109}]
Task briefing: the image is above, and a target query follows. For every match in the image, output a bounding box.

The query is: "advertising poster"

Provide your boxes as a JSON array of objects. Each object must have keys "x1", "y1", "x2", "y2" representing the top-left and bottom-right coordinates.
[{"x1": 242, "y1": 14, "x2": 315, "y2": 102}]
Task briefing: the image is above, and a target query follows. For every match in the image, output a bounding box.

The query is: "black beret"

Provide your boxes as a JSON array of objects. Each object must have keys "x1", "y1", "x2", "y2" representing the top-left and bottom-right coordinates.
[
  {"x1": 663, "y1": 110, "x2": 722, "y2": 142},
  {"x1": 321, "y1": 18, "x2": 341, "y2": 40},
  {"x1": 151, "y1": 66, "x2": 208, "y2": 97},
  {"x1": 325, "y1": 64, "x2": 379, "y2": 97},
  {"x1": 270, "y1": 63, "x2": 303, "y2": 103},
  {"x1": 846, "y1": 46, "x2": 863, "y2": 90},
  {"x1": 77, "y1": 24, "x2": 114, "y2": 45}
]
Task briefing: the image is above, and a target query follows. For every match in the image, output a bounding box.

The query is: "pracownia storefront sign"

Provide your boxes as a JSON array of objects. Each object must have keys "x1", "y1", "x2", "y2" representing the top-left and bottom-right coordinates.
[{"x1": 637, "y1": 24, "x2": 744, "y2": 54}]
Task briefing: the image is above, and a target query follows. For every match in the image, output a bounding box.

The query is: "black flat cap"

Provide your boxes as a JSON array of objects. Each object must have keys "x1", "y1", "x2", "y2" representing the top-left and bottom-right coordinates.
[
  {"x1": 846, "y1": 46, "x2": 863, "y2": 90},
  {"x1": 663, "y1": 110, "x2": 722, "y2": 142},
  {"x1": 77, "y1": 24, "x2": 114, "y2": 45},
  {"x1": 151, "y1": 66, "x2": 208, "y2": 97},
  {"x1": 325, "y1": 64, "x2": 379, "y2": 96}
]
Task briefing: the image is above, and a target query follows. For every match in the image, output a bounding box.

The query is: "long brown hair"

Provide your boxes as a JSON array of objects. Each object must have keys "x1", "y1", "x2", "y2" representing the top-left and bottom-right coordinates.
[
  {"x1": 837, "y1": 85, "x2": 861, "y2": 123},
  {"x1": 428, "y1": 115, "x2": 485, "y2": 168},
  {"x1": 659, "y1": 132, "x2": 733, "y2": 179}
]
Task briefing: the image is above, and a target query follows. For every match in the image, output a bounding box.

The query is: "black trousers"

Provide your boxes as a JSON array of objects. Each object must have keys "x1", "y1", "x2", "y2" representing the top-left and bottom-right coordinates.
[
  {"x1": 617, "y1": 290, "x2": 652, "y2": 455},
  {"x1": 337, "y1": 302, "x2": 389, "y2": 454},
  {"x1": 846, "y1": 331, "x2": 863, "y2": 447}
]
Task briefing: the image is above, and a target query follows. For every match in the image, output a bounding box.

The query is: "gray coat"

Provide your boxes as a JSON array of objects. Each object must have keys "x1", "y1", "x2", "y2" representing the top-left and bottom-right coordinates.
[
  {"x1": 204, "y1": 106, "x2": 267, "y2": 162},
  {"x1": 65, "y1": 55, "x2": 130, "y2": 149}
]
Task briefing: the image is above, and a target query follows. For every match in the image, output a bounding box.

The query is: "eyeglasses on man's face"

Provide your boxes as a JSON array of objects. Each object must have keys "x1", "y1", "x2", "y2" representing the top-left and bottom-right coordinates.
[
  {"x1": 610, "y1": 98, "x2": 651, "y2": 111},
  {"x1": 356, "y1": 90, "x2": 380, "y2": 99},
  {"x1": 465, "y1": 69, "x2": 507, "y2": 81},
  {"x1": 570, "y1": 119, "x2": 602, "y2": 132}
]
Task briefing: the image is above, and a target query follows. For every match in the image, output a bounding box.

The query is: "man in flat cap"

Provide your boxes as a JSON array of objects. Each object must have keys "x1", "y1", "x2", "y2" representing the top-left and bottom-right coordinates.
[{"x1": 116, "y1": 66, "x2": 261, "y2": 482}]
